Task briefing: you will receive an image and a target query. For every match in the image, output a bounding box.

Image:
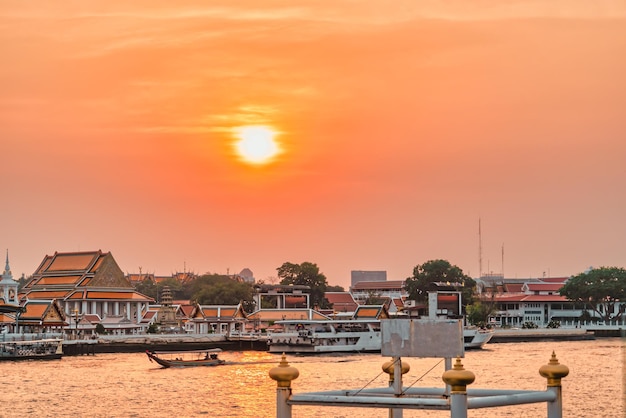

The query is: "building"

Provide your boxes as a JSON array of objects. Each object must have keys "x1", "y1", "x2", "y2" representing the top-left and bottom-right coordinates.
[
  {"x1": 20, "y1": 250, "x2": 153, "y2": 334},
  {"x1": 0, "y1": 251, "x2": 18, "y2": 306},
  {"x1": 188, "y1": 303, "x2": 248, "y2": 334},
  {"x1": 350, "y1": 270, "x2": 386, "y2": 287},
  {"x1": 349, "y1": 280, "x2": 407, "y2": 304},
  {"x1": 234, "y1": 268, "x2": 255, "y2": 283},
  {"x1": 253, "y1": 284, "x2": 311, "y2": 309},
  {"x1": 486, "y1": 276, "x2": 626, "y2": 328}
]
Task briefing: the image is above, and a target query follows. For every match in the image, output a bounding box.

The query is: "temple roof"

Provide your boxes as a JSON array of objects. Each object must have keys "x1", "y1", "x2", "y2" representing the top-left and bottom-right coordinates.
[{"x1": 22, "y1": 250, "x2": 154, "y2": 304}]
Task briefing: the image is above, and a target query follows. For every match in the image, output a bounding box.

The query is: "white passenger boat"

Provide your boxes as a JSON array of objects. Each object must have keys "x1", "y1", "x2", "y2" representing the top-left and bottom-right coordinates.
[
  {"x1": 0, "y1": 338, "x2": 63, "y2": 361},
  {"x1": 267, "y1": 319, "x2": 493, "y2": 354}
]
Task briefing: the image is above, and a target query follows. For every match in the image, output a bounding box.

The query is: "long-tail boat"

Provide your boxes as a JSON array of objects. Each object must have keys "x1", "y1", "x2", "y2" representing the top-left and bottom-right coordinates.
[{"x1": 145, "y1": 348, "x2": 225, "y2": 368}]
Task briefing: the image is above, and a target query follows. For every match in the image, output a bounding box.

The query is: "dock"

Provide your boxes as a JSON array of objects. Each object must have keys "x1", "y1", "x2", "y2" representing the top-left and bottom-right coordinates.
[
  {"x1": 62, "y1": 334, "x2": 268, "y2": 355},
  {"x1": 490, "y1": 328, "x2": 596, "y2": 343}
]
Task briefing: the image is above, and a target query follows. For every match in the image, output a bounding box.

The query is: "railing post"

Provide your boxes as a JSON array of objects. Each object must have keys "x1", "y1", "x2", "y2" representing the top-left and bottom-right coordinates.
[
  {"x1": 442, "y1": 357, "x2": 475, "y2": 418},
  {"x1": 539, "y1": 352, "x2": 569, "y2": 418},
  {"x1": 382, "y1": 357, "x2": 410, "y2": 418},
  {"x1": 269, "y1": 353, "x2": 299, "y2": 418}
]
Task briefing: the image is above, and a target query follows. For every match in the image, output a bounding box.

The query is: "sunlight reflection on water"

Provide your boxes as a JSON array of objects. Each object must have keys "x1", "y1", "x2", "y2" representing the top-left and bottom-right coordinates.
[{"x1": 0, "y1": 339, "x2": 623, "y2": 418}]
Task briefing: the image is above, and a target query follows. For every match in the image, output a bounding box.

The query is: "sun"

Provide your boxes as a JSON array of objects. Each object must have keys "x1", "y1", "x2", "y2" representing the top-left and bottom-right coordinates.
[{"x1": 233, "y1": 125, "x2": 281, "y2": 165}]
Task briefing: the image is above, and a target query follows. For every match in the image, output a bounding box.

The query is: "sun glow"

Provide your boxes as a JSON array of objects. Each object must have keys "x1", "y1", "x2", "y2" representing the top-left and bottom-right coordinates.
[{"x1": 233, "y1": 125, "x2": 281, "y2": 165}]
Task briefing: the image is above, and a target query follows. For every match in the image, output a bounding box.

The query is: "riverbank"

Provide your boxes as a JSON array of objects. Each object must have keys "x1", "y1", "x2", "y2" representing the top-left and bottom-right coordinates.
[
  {"x1": 62, "y1": 334, "x2": 268, "y2": 355},
  {"x1": 59, "y1": 327, "x2": 625, "y2": 355},
  {"x1": 490, "y1": 328, "x2": 599, "y2": 343}
]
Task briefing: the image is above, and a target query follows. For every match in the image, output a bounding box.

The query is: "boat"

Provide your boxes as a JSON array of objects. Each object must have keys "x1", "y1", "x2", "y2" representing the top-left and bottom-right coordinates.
[
  {"x1": 145, "y1": 348, "x2": 225, "y2": 368},
  {"x1": 267, "y1": 319, "x2": 494, "y2": 354},
  {"x1": 0, "y1": 338, "x2": 63, "y2": 361},
  {"x1": 463, "y1": 326, "x2": 495, "y2": 348}
]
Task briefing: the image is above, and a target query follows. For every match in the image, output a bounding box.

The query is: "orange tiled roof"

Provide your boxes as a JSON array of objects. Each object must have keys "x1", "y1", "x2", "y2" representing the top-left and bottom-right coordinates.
[
  {"x1": 36, "y1": 276, "x2": 83, "y2": 285},
  {"x1": 47, "y1": 253, "x2": 98, "y2": 271},
  {"x1": 504, "y1": 283, "x2": 524, "y2": 293},
  {"x1": 90, "y1": 257, "x2": 105, "y2": 273},
  {"x1": 78, "y1": 278, "x2": 92, "y2": 286},
  {"x1": 21, "y1": 303, "x2": 48, "y2": 319},
  {"x1": 84, "y1": 314, "x2": 101, "y2": 323},
  {"x1": 36, "y1": 256, "x2": 54, "y2": 274},
  {"x1": 220, "y1": 308, "x2": 236, "y2": 316},
  {"x1": 141, "y1": 311, "x2": 157, "y2": 323},
  {"x1": 178, "y1": 305, "x2": 194, "y2": 317},
  {"x1": 353, "y1": 306, "x2": 381, "y2": 319},
  {"x1": 0, "y1": 313, "x2": 15, "y2": 323},
  {"x1": 68, "y1": 290, "x2": 86, "y2": 299},
  {"x1": 25, "y1": 290, "x2": 71, "y2": 299},
  {"x1": 197, "y1": 306, "x2": 242, "y2": 319},
  {"x1": 526, "y1": 283, "x2": 563, "y2": 292},
  {"x1": 202, "y1": 308, "x2": 218, "y2": 317}
]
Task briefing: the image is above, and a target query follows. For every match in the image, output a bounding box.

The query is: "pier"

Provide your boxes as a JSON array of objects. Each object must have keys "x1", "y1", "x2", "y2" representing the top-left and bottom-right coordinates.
[
  {"x1": 61, "y1": 333, "x2": 268, "y2": 355},
  {"x1": 269, "y1": 318, "x2": 571, "y2": 418}
]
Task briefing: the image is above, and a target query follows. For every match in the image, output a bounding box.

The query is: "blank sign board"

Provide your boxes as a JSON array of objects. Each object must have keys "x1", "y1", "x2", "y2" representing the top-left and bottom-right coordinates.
[{"x1": 381, "y1": 319, "x2": 464, "y2": 358}]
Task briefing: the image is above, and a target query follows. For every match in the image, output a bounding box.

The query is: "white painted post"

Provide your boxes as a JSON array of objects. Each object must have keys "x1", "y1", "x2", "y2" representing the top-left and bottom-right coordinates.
[
  {"x1": 539, "y1": 352, "x2": 568, "y2": 418},
  {"x1": 269, "y1": 354, "x2": 299, "y2": 418},
  {"x1": 449, "y1": 391, "x2": 468, "y2": 418},
  {"x1": 390, "y1": 356, "x2": 403, "y2": 418},
  {"x1": 546, "y1": 386, "x2": 563, "y2": 418},
  {"x1": 442, "y1": 358, "x2": 474, "y2": 418},
  {"x1": 276, "y1": 387, "x2": 292, "y2": 418}
]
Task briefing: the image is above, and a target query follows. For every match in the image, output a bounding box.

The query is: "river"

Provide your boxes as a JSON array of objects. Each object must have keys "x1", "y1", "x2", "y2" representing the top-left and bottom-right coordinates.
[{"x1": 0, "y1": 339, "x2": 623, "y2": 417}]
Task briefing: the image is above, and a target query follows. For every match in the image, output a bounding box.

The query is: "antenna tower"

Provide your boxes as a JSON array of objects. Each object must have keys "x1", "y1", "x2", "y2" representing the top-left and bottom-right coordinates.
[{"x1": 478, "y1": 218, "x2": 483, "y2": 278}]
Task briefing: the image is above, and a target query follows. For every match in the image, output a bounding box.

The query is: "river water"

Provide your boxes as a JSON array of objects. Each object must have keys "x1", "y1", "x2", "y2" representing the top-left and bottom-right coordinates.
[{"x1": 0, "y1": 339, "x2": 623, "y2": 418}]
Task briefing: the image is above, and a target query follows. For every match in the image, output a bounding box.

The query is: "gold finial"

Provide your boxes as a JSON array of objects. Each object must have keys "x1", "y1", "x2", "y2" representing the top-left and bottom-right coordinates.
[
  {"x1": 382, "y1": 358, "x2": 410, "y2": 382},
  {"x1": 442, "y1": 357, "x2": 475, "y2": 393},
  {"x1": 269, "y1": 353, "x2": 300, "y2": 388},
  {"x1": 539, "y1": 351, "x2": 569, "y2": 387}
]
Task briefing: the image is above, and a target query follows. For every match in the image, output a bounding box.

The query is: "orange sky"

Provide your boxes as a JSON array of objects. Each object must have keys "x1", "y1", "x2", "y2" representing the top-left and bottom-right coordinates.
[{"x1": 2, "y1": 1, "x2": 626, "y2": 287}]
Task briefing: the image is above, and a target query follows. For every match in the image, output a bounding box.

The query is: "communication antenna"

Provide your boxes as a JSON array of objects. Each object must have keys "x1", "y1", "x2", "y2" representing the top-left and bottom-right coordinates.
[
  {"x1": 478, "y1": 218, "x2": 483, "y2": 278},
  {"x1": 501, "y1": 243, "x2": 504, "y2": 278}
]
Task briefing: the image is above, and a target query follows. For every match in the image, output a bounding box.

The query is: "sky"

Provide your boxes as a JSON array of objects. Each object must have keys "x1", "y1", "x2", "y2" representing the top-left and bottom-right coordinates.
[{"x1": 2, "y1": 1, "x2": 625, "y2": 288}]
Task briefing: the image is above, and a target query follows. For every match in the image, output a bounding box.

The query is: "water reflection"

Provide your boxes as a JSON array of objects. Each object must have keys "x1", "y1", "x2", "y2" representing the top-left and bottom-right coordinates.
[{"x1": 0, "y1": 339, "x2": 623, "y2": 417}]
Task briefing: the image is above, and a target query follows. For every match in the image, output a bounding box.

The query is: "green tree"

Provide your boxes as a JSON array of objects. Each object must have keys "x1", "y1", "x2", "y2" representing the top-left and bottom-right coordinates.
[
  {"x1": 277, "y1": 262, "x2": 328, "y2": 308},
  {"x1": 559, "y1": 267, "x2": 626, "y2": 323},
  {"x1": 190, "y1": 274, "x2": 254, "y2": 308},
  {"x1": 135, "y1": 278, "x2": 158, "y2": 300},
  {"x1": 326, "y1": 284, "x2": 345, "y2": 292},
  {"x1": 17, "y1": 274, "x2": 31, "y2": 291},
  {"x1": 404, "y1": 259, "x2": 476, "y2": 309},
  {"x1": 158, "y1": 277, "x2": 184, "y2": 299},
  {"x1": 465, "y1": 301, "x2": 495, "y2": 328}
]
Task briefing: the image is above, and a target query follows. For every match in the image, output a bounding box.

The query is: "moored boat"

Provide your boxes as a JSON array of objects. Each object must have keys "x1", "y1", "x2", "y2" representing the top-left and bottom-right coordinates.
[
  {"x1": 0, "y1": 338, "x2": 63, "y2": 361},
  {"x1": 267, "y1": 319, "x2": 493, "y2": 354},
  {"x1": 268, "y1": 319, "x2": 381, "y2": 354},
  {"x1": 146, "y1": 348, "x2": 225, "y2": 368},
  {"x1": 463, "y1": 326, "x2": 494, "y2": 348}
]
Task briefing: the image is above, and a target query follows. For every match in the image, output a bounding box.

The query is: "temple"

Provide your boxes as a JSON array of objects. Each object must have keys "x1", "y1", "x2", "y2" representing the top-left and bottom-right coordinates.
[{"x1": 19, "y1": 250, "x2": 153, "y2": 334}]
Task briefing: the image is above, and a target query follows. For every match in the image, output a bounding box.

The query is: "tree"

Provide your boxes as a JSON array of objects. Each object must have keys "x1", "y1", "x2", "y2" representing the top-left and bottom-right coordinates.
[
  {"x1": 277, "y1": 261, "x2": 328, "y2": 308},
  {"x1": 17, "y1": 274, "x2": 31, "y2": 291},
  {"x1": 559, "y1": 267, "x2": 626, "y2": 323},
  {"x1": 404, "y1": 259, "x2": 477, "y2": 309},
  {"x1": 190, "y1": 274, "x2": 254, "y2": 308},
  {"x1": 135, "y1": 278, "x2": 157, "y2": 300},
  {"x1": 466, "y1": 301, "x2": 495, "y2": 328},
  {"x1": 326, "y1": 284, "x2": 345, "y2": 292}
]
